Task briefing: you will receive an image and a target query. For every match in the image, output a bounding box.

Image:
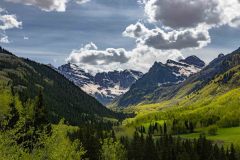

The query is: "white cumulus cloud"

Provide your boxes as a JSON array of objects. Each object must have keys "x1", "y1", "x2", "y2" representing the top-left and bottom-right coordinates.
[
  {"x1": 123, "y1": 22, "x2": 148, "y2": 39},
  {"x1": 127, "y1": 44, "x2": 184, "y2": 72},
  {"x1": 67, "y1": 43, "x2": 129, "y2": 65},
  {"x1": 66, "y1": 42, "x2": 184, "y2": 73},
  {"x1": 0, "y1": 14, "x2": 22, "y2": 30},
  {"x1": 0, "y1": 7, "x2": 22, "y2": 43},
  {"x1": 123, "y1": 23, "x2": 210, "y2": 50},
  {"x1": 5, "y1": 0, "x2": 69, "y2": 12},
  {"x1": 142, "y1": 0, "x2": 240, "y2": 29},
  {"x1": 69, "y1": 0, "x2": 240, "y2": 73},
  {"x1": 23, "y1": 36, "x2": 29, "y2": 40},
  {"x1": 5, "y1": 0, "x2": 91, "y2": 12},
  {"x1": 75, "y1": 0, "x2": 90, "y2": 5},
  {"x1": 123, "y1": 0, "x2": 240, "y2": 52},
  {"x1": 0, "y1": 35, "x2": 9, "y2": 43}
]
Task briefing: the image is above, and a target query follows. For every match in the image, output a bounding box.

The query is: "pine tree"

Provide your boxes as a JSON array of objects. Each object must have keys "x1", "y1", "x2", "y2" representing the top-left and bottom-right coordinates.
[
  {"x1": 164, "y1": 122, "x2": 167, "y2": 135},
  {"x1": 220, "y1": 146, "x2": 226, "y2": 160},
  {"x1": 33, "y1": 90, "x2": 48, "y2": 127},
  {"x1": 189, "y1": 121, "x2": 194, "y2": 133},
  {"x1": 111, "y1": 130, "x2": 116, "y2": 141},
  {"x1": 229, "y1": 144, "x2": 236, "y2": 160},
  {"x1": 213, "y1": 144, "x2": 220, "y2": 160},
  {"x1": 6, "y1": 101, "x2": 19, "y2": 129},
  {"x1": 13, "y1": 91, "x2": 51, "y2": 152},
  {"x1": 159, "y1": 125, "x2": 163, "y2": 135},
  {"x1": 144, "y1": 133, "x2": 158, "y2": 160},
  {"x1": 126, "y1": 131, "x2": 147, "y2": 160}
]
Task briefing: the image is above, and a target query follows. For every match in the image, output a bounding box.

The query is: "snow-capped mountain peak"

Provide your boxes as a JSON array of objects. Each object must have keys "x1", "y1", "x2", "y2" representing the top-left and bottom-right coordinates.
[
  {"x1": 57, "y1": 56, "x2": 203, "y2": 105},
  {"x1": 58, "y1": 64, "x2": 143, "y2": 105},
  {"x1": 179, "y1": 55, "x2": 205, "y2": 68},
  {"x1": 166, "y1": 59, "x2": 202, "y2": 77}
]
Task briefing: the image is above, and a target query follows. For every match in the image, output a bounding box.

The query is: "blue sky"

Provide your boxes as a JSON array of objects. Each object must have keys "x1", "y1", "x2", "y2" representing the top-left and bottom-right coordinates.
[
  {"x1": 0, "y1": 0, "x2": 141, "y2": 63},
  {"x1": 0, "y1": 0, "x2": 240, "y2": 73}
]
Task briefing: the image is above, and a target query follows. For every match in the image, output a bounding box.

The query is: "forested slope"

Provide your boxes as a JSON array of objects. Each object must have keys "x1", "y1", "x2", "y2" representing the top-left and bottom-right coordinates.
[{"x1": 0, "y1": 47, "x2": 122, "y2": 125}]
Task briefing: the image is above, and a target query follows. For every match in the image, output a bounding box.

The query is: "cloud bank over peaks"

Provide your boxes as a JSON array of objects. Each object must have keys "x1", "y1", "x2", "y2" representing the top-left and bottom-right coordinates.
[
  {"x1": 66, "y1": 42, "x2": 183, "y2": 73},
  {"x1": 5, "y1": 0, "x2": 91, "y2": 12},
  {"x1": 67, "y1": 42, "x2": 129, "y2": 65},
  {"x1": 128, "y1": 44, "x2": 184, "y2": 72},
  {"x1": 118, "y1": 0, "x2": 240, "y2": 72}
]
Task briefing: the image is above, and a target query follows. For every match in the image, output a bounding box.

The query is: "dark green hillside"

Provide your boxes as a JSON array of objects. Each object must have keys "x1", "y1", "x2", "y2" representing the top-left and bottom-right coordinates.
[{"x1": 0, "y1": 47, "x2": 121, "y2": 125}]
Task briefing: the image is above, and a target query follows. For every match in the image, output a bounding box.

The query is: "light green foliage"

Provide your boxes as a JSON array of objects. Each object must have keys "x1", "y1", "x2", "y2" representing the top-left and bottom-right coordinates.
[
  {"x1": 101, "y1": 138, "x2": 127, "y2": 160},
  {"x1": 0, "y1": 76, "x2": 85, "y2": 160},
  {"x1": 0, "y1": 123, "x2": 86, "y2": 160},
  {"x1": 34, "y1": 123, "x2": 86, "y2": 160},
  {"x1": 123, "y1": 68, "x2": 240, "y2": 127},
  {"x1": 0, "y1": 89, "x2": 13, "y2": 114},
  {"x1": 0, "y1": 133, "x2": 28, "y2": 159},
  {"x1": 115, "y1": 125, "x2": 136, "y2": 138}
]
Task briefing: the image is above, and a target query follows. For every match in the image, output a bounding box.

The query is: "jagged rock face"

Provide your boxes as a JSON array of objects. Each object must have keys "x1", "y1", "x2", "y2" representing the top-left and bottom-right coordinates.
[
  {"x1": 58, "y1": 55, "x2": 205, "y2": 107},
  {"x1": 58, "y1": 63, "x2": 95, "y2": 87},
  {"x1": 218, "y1": 53, "x2": 225, "y2": 58},
  {"x1": 115, "y1": 56, "x2": 205, "y2": 107},
  {"x1": 95, "y1": 70, "x2": 143, "y2": 89},
  {"x1": 136, "y1": 58, "x2": 202, "y2": 88},
  {"x1": 166, "y1": 59, "x2": 202, "y2": 78},
  {"x1": 137, "y1": 61, "x2": 185, "y2": 88},
  {"x1": 179, "y1": 55, "x2": 205, "y2": 68},
  {"x1": 58, "y1": 63, "x2": 143, "y2": 105}
]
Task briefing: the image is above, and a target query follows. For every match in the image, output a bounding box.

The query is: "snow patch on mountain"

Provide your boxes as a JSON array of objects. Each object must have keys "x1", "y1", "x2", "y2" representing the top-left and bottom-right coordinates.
[
  {"x1": 166, "y1": 60, "x2": 201, "y2": 78},
  {"x1": 58, "y1": 63, "x2": 143, "y2": 105},
  {"x1": 57, "y1": 55, "x2": 205, "y2": 105}
]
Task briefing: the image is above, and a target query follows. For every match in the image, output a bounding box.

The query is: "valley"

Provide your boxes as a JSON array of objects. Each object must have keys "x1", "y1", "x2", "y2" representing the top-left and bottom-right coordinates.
[
  {"x1": 1, "y1": 46, "x2": 240, "y2": 159},
  {"x1": 114, "y1": 47, "x2": 240, "y2": 149},
  {"x1": 1, "y1": 0, "x2": 240, "y2": 159}
]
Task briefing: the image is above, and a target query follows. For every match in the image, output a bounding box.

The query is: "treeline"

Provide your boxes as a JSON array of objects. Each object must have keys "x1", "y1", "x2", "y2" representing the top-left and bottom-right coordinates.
[
  {"x1": 130, "y1": 100, "x2": 240, "y2": 133},
  {"x1": 0, "y1": 91, "x2": 239, "y2": 160},
  {"x1": 0, "y1": 46, "x2": 13, "y2": 55},
  {"x1": 136, "y1": 121, "x2": 223, "y2": 139},
  {"x1": 120, "y1": 131, "x2": 239, "y2": 160},
  {"x1": 136, "y1": 121, "x2": 195, "y2": 136}
]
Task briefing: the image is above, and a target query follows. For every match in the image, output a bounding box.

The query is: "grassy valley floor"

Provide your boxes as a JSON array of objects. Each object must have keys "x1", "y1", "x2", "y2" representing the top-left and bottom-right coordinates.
[{"x1": 181, "y1": 127, "x2": 240, "y2": 148}]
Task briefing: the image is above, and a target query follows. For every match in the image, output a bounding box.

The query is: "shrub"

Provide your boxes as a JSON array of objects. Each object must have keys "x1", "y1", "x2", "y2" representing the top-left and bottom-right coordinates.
[{"x1": 207, "y1": 125, "x2": 218, "y2": 135}]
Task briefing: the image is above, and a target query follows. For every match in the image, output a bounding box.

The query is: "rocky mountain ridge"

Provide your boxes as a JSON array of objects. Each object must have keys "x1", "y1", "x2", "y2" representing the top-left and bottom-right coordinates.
[{"x1": 58, "y1": 64, "x2": 143, "y2": 105}]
